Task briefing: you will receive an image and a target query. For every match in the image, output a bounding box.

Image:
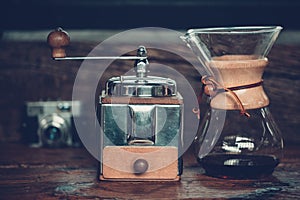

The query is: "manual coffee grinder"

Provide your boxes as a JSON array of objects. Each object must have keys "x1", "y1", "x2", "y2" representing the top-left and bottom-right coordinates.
[
  {"x1": 47, "y1": 28, "x2": 183, "y2": 181},
  {"x1": 182, "y1": 26, "x2": 284, "y2": 179},
  {"x1": 98, "y1": 46, "x2": 183, "y2": 181}
]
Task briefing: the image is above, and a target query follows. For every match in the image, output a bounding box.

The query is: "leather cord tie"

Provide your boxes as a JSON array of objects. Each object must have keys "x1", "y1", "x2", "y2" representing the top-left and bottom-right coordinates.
[{"x1": 201, "y1": 75, "x2": 263, "y2": 118}]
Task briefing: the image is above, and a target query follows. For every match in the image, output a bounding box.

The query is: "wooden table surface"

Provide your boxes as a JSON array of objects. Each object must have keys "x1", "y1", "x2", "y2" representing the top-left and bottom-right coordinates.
[{"x1": 0, "y1": 142, "x2": 299, "y2": 199}]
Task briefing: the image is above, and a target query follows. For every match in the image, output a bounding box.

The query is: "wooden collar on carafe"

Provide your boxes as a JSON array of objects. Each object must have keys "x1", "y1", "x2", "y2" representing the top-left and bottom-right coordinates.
[{"x1": 201, "y1": 75, "x2": 264, "y2": 118}]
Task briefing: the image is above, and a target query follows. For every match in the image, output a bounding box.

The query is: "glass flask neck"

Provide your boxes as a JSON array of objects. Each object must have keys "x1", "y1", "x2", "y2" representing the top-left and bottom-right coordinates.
[{"x1": 208, "y1": 55, "x2": 270, "y2": 110}]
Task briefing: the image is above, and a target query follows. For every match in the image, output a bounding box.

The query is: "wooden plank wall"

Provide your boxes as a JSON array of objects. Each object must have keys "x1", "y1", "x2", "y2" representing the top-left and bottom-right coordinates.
[{"x1": 0, "y1": 40, "x2": 299, "y2": 144}]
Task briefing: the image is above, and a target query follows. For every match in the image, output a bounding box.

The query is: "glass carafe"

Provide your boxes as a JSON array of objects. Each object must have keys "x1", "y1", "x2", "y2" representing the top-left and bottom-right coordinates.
[{"x1": 182, "y1": 26, "x2": 284, "y2": 179}]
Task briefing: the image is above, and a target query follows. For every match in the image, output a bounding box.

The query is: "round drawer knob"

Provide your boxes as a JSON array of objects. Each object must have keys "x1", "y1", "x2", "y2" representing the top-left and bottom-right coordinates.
[{"x1": 133, "y1": 159, "x2": 149, "y2": 174}]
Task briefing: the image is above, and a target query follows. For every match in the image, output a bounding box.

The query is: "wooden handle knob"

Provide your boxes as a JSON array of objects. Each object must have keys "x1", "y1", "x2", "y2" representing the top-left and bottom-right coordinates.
[{"x1": 47, "y1": 27, "x2": 70, "y2": 58}]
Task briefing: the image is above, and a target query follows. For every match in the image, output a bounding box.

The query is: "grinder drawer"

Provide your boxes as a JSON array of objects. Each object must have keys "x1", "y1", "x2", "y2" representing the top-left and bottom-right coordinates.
[{"x1": 101, "y1": 146, "x2": 179, "y2": 181}]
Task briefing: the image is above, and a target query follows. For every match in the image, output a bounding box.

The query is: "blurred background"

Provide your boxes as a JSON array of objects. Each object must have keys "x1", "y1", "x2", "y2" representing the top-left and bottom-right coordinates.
[
  {"x1": 1, "y1": 0, "x2": 300, "y2": 30},
  {"x1": 0, "y1": 0, "x2": 299, "y2": 145}
]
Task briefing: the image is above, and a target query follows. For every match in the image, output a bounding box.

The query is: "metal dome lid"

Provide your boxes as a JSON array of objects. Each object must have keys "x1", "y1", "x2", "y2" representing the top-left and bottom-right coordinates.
[
  {"x1": 104, "y1": 46, "x2": 178, "y2": 97},
  {"x1": 105, "y1": 75, "x2": 177, "y2": 97}
]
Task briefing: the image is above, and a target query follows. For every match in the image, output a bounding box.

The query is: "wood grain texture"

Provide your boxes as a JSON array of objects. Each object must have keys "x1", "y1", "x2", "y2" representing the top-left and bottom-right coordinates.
[
  {"x1": 0, "y1": 41, "x2": 299, "y2": 199},
  {"x1": 101, "y1": 96, "x2": 183, "y2": 104},
  {"x1": 0, "y1": 143, "x2": 299, "y2": 199},
  {"x1": 0, "y1": 42, "x2": 299, "y2": 144}
]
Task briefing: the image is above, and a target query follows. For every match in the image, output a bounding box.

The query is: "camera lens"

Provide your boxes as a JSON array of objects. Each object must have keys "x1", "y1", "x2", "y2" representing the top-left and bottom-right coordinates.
[
  {"x1": 44, "y1": 126, "x2": 61, "y2": 142},
  {"x1": 39, "y1": 113, "x2": 69, "y2": 147}
]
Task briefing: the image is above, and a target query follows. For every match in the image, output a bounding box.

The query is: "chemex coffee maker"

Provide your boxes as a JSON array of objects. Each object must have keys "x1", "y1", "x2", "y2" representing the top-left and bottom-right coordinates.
[
  {"x1": 47, "y1": 28, "x2": 183, "y2": 181},
  {"x1": 182, "y1": 26, "x2": 284, "y2": 179}
]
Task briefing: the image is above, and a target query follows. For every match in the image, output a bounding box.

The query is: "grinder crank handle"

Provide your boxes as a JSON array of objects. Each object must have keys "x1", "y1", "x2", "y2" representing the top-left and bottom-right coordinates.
[{"x1": 47, "y1": 27, "x2": 147, "y2": 60}]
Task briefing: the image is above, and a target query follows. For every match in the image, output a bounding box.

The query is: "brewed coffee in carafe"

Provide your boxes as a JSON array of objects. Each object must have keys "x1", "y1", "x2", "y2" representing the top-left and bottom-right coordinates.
[{"x1": 182, "y1": 26, "x2": 284, "y2": 179}]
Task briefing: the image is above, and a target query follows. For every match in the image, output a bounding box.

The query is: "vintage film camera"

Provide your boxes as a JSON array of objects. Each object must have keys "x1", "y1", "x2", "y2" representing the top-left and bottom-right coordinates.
[
  {"x1": 98, "y1": 46, "x2": 183, "y2": 181},
  {"x1": 22, "y1": 101, "x2": 81, "y2": 148},
  {"x1": 47, "y1": 28, "x2": 183, "y2": 181}
]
